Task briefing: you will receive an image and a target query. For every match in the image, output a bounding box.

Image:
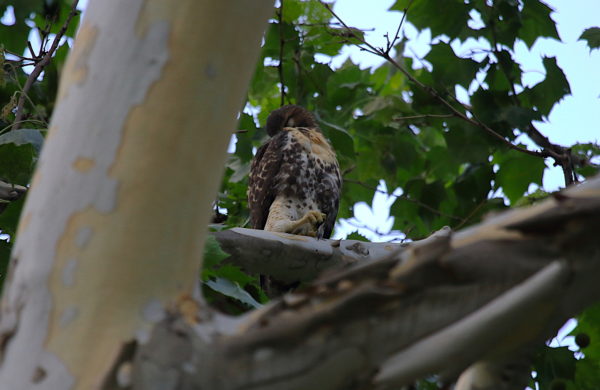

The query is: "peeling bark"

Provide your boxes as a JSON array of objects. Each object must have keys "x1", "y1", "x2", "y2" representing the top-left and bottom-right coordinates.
[
  {"x1": 136, "y1": 179, "x2": 600, "y2": 390},
  {"x1": 211, "y1": 226, "x2": 452, "y2": 283},
  {"x1": 0, "y1": 1, "x2": 273, "y2": 389}
]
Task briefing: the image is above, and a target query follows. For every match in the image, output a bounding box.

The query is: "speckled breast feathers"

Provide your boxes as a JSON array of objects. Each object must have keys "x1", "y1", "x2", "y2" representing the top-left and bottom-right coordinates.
[{"x1": 248, "y1": 105, "x2": 341, "y2": 238}]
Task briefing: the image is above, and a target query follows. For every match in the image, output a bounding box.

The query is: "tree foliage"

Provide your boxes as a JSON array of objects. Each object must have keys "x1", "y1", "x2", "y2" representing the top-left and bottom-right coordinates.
[
  {"x1": 0, "y1": 0, "x2": 79, "y2": 283},
  {"x1": 0, "y1": 0, "x2": 599, "y2": 388}
]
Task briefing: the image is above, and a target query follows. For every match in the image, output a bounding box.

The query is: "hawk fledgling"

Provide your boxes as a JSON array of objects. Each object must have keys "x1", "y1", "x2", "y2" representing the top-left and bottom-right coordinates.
[{"x1": 248, "y1": 105, "x2": 341, "y2": 239}]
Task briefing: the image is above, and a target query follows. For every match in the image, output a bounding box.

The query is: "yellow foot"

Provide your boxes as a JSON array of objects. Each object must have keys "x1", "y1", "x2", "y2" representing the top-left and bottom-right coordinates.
[{"x1": 290, "y1": 210, "x2": 326, "y2": 234}]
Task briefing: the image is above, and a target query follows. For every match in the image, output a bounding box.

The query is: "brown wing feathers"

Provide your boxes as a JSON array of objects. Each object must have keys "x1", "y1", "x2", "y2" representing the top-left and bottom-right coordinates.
[{"x1": 248, "y1": 105, "x2": 341, "y2": 238}]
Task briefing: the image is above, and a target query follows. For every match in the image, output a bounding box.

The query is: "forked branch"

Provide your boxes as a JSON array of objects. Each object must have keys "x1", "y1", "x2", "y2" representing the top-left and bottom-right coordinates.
[{"x1": 12, "y1": 0, "x2": 80, "y2": 130}]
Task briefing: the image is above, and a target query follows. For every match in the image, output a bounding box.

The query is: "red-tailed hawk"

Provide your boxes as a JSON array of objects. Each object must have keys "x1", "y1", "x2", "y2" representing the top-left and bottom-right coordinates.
[{"x1": 248, "y1": 105, "x2": 341, "y2": 239}]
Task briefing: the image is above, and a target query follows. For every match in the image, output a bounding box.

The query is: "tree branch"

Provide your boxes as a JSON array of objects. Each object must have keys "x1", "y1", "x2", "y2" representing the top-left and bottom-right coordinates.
[
  {"x1": 318, "y1": 1, "x2": 549, "y2": 161},
  {"x1": 384, "y1": 0, "x2": 412, "y2": 54},
  {"x1": 488, "y1": 22, "x2": 578, "y2": 186},
  {"x1": 393, "y1": 113, "x2": 454, "y2": 121},
  {"x1": 12, "y1": 0, "x2": 79, "y2": 130},
  {"x1": 137, "y1": 174, "x2": 600, "y2": 389},
  {"x1": 344, "y1": 178, "x2": 463, "y2": 221},
  {"x1": 211, "y1": 226, "x2": 451, "y2": 283},
  {"x1": 277, "y1": 1, "x2": 286, "y2": 106}
]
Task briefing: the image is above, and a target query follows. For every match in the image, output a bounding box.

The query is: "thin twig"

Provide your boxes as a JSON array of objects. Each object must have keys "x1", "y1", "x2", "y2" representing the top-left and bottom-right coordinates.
[
  {"x1": 453, "y1": 199, "x2": 487, "y2": 230},
  {"x1": 12, "y1": 0, "x2": 79, "y2": 131},
  {"x1": 277, "y1": 1, "x2": 286, "y2": 107},
  {"x1": 297, "y1": 22, "x2": 374, "y2": 32},
  {"x1": 341, "y1": 164, "x2": 356, "y2": 176},
  {"x1": 0, "y1": 119, "x2": 48, "y2": 135},
  {"x1": 27, "y1": 41, "x2": 39, "y2": 59},
  {"x1": 344, "y1": 178, "x2": 462, "y2": 221},
  {"x1": 386, "y1": 0, "x2": 413, "y2": 53},
  {"x1": 344, "y1": 219, "x2": 394, "y2": 238},
  {"x1": 393, "y1": 113, "x2": 454, "y2": 121},
  {"x1": 3, "y1": 49, "x2": 36, "y2": 62}
]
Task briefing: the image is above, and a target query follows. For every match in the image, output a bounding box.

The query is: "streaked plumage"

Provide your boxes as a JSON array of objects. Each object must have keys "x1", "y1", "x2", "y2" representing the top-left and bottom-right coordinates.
[{"x1": 248, "y1": 105, "x2": 341, "y2": 239}]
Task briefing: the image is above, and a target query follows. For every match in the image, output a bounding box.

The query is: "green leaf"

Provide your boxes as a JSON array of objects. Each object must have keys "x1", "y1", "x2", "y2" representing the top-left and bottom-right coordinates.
[
  {"x1": 426, "y1": 146, "x2": 457, "y2": 183},
  {"x1": 212, "y1": 264, "x2": 256, "y2": 287},
  {"x1": 513, "y1": 188, "x2": 550, "y2": 207},
  {"x1": 497, "y1": 106, "x2": 540, "y2": 129},
  {"x1": 281, "y1": 0, "x2": 302, "y2": 23},
  {"x1": 262, "y1": 22, "x2": 299, "y2": 60},
  {"x1": 470, "y1": 89, "x2": 514, "y2": 138},
  {"x1": 523, "y1": 57, "x2": 571, "y2": 117},
  {"x1": 494, "y1": 148, "x2": 546, "y2": 204},
  {"x1": 8, "y1": 0, "x2": 42, "y2": 22},
  {"x1": 579, "y1": 27, "x2": 600, "y2": 51},
  {"x1": 0, "y1": 195, "x2": 24, "y2": 236},
  {"x1": 319, "y1": 117, "x2": 355, "y2": 159},
  {"x1": 226, "y1": 155, "x2": 250, "y2": 184},
  {"x1": 571, "y1": 143, "x2": 600, "y2": 179},
  {"x1": 490, "y1": 1, "x2": 522, "y2": 48},
  {"x1": 0, "y1": 23, "x2": 31, "y2": 53},
  {"x1": 370, "y1": 65, "x2": 389, "y2": 91},
  {"x1": 362, "y1": 95, "x2": 410, "y2": 120},
  {"x1": 205, "y1": 277, "x2": 262, "y2": 309},
  {"x1": 201, "y1": 235, "x2": 229, "y2": 280},
  {"x1": 0, "y1": 143, "x2": 36, "y2": 185},
  {"x1": 533, "y1": 346, "x2": 577, "y2": 389},
  {"x1": 425, "y1": 43, "x2": 480, "y2": 89},
  {"x1": 444, "y1": 120, "x2": 492, "y2": 164},
  {"x1": 235, "y1": 114, "x2": 257, "y2": 163},
  {"x1": 390, "y1": 0, "x2": 470, "y2": 40},
  {"x1": 0, "y1": 128, "x2": 44, "y2": 154},
  {"x1": 0, "y1": 239, "x2": 11, "y2": 288},
  {"x1": 520, "y1": 0, "x2": 560, "y2": 48},
  {"x1": 326, "y1": 26, "x2": 365, "y2": 48},
  {"x1": 346, "y1": 231, "x2": 369, "y2": 242},
  {"x1": 569, "y1": 303, "x2": 600, "y2": 389},
  {"x1": 454, "y1": 164, "x2": 494, "y2": 205},
  {"x1": 486, "y1": 50, "x2": 523, "y2": 91},
  {"x1": 326, "y1": 60, "x2": 369, "y2": 106}
]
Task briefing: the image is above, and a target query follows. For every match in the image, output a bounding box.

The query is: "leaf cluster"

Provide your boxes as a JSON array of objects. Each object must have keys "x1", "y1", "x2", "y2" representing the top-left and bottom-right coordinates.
[
  {"x1": 220, "y1": 0, "x2": 599, "y2": 245},
  {"x1": 0, "y1": 0, "x2": 79, "y2": 288}
]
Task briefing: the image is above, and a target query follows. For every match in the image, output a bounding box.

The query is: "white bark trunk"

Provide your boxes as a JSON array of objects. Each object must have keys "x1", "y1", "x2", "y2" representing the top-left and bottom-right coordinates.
[{"x1": 0, "y1": 1, "x2": 273, "y2": 389}]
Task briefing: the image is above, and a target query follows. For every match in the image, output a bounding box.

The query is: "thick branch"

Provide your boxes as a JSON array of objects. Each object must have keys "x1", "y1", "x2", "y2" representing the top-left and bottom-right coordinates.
[
  {"x1": 136, "y1": 175, "x2": 600, "y2": 390},
  {"x1": 0, "y1": 179, "x2": 27, "y2": 202},
  {"x1": 211, "y1": 226, "x2": 451, "y2": 283}
]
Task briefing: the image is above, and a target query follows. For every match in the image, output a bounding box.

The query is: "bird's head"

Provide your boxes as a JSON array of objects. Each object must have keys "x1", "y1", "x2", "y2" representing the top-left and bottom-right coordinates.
[{"x1": 265, "y1": 105, "x2": 318, "y2": 137}]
